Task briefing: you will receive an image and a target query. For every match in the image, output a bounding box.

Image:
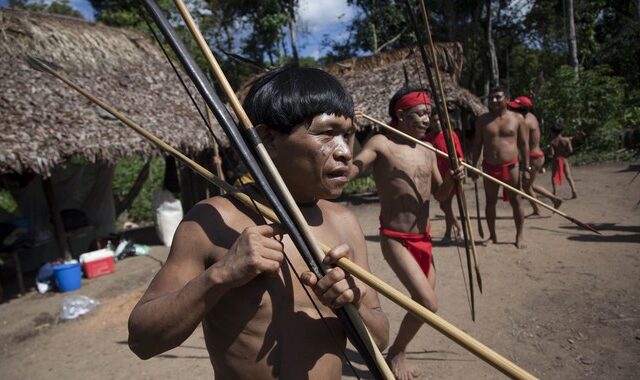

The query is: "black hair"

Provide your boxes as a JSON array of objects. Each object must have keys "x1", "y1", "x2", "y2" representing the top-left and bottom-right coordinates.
[
  {"x1": 551, "y1": 119, "x2": 564, "y2": 134},
  {"x1": 388, "y1": 86, "x2": 430, "y2": 123},
  {"x1": 489, "y1": 85, "x2": 510, "y2": 99},
  {"x1": 243, "y1": 65, "x2": 354, "y2": 134}
]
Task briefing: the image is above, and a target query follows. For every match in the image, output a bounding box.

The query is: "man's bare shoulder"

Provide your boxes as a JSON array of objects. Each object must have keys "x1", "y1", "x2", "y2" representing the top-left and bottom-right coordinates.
[
  {"x1": 363, "y1": 133, "x2": 389, "y2": 149},
  {"x1": 179, "y1": 194, "x2": 259, "y2": 251},
  {"x1": 476, "y1": 112, "x2": 495, "y2": 125}
]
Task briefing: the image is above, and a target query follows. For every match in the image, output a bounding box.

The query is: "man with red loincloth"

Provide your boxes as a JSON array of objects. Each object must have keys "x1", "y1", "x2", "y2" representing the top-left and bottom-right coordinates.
[
  {"x1": 470, "y1": 86, "x2": 529, "y2": 248},
  {"x1": 351, "y1": 87, "x2": 463, "y2": 379},
  {"x1": 424, "y1": 112, "x2": 465, "y2": 242},
  {"x1": 549, "y1": 121, "x2": 585, "y2": 199},
  {"x1": 509, "y1": 96, "x2": 562, "y2": 216}
]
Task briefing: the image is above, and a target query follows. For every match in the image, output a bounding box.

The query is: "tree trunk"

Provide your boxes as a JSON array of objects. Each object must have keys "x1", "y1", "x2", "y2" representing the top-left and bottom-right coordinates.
[
  {"x1": 486, "y1": 0, "x2": 499, "y2": 87},
  {"x1": 288, "y1": 14, "x2": 299, "y2": 64},
  {"x1": 370, "y1": 22, "x2": 378, "y2": 53},
  {"x1": 565, "y1": 0, "x2": 579, "y2": 77}
]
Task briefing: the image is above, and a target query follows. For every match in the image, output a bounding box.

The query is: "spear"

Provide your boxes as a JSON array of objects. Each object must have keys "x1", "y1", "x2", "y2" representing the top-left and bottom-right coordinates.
[
  {"x1": 361, "y1": 113, "x2": 600, "y2": 235},
  {"x1": 26, "y1": 55, "x2": 537, "y2": 379}
]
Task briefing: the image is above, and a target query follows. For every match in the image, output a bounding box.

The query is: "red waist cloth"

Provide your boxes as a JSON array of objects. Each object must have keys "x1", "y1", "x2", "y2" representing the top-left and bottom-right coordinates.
[
  {"x1": 379, "y1": 225, "x2": 433, "y2": 278},
  {"x1": 553, "y1": 156, "x2": 566, "y2": 185},
  {"x1": 529, "y1": 152, "x2": 545, "y2": 159},
  {"x1": 482, "y1": 159, "x2": 518, "y2": 201}
]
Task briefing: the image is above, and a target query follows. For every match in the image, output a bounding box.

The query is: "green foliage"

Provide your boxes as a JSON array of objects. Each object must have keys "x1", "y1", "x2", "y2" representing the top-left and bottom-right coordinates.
[
  {"x1": 536, "y1": 65, "x2": 628, "y2": 153},
  {"x1": 343, "y1": 175, "x2": 376, "y2": 195},
  {"x1": 0, "y1": 190, "x2": 18, "y2": 215},
  {"x1": 112, "y1": 157, "x2": 165, "y2": 222},
  {"x1": 8, "y1": 0, "x2": 83, "y2": 18}
]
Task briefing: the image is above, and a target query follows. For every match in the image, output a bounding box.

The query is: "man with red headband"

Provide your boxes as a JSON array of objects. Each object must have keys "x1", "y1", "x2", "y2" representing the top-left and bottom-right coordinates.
[
  {"x1": 351, "y1": 87, "x2": 463, "y2": 379},
  {"x1": 509, "y1": 96, "x2": 562, "y2": 215},
  {"x1": 470, "y1": 86, "x2": 529, "y2": 249}
]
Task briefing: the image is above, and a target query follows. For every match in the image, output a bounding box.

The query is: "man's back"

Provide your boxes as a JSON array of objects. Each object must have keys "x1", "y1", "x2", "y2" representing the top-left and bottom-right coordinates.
[
  {"x1": 364, "y1": 134, "x2": 436, "y2": 233},
  {"x1": 525, "y1": 113, "x2": 542, "y2": 153},
  {"x1": 551, "y1": 135, "x2": 573, "y2": 157}
]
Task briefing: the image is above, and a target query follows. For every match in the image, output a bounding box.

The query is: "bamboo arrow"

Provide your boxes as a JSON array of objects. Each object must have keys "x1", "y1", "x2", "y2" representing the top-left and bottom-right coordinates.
[
  {"x1": 26, "y1": 55, "x2": 537, "y2": 379},
  {"x1": 361, "y1": 113, "x2": 600, "y2": 235}
]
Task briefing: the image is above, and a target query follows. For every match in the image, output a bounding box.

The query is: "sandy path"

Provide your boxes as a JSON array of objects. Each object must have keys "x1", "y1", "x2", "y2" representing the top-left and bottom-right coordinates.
[{"x1": 1, "y1": 161, "x2": 638, "y2": 379}]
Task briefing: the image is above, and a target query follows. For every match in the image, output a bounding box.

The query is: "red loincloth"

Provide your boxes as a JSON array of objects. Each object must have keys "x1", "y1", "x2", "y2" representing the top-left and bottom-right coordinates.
[
  {"x1": 529, "y1": 152, "x2": 545, "y2": 160},
  {"x1": 553, "y1": 156, "x2": 566, "y2": 185},
  {"x1": 379, "y1": 225, "x2": 433, "y2": 278},
  {"x1": 482, "y1": 160, "x2": 518, "y2": 201}
]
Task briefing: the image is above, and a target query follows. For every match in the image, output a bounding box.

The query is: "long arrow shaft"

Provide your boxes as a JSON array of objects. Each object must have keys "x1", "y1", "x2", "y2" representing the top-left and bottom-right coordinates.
[
  {"x1": 416, "y1": 0, "x2": 483, "y2": 295},
  {"x1": 30, "y1": 59, "x2": 536, "y2": 378},
  {"x1": 143, "y1": 0, "x2": 391, "y2": 378},
  {"x1": 362, "y1": 113, "x2": 599, "y2": 234}
]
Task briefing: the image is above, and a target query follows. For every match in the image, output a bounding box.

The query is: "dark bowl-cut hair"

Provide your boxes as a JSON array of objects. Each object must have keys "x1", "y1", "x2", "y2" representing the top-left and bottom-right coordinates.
[
  {"x1": 243, "y1": 65, "x2": 354, "y2": 134},
  {"x1": 388, "y1": 86, "x2": 430, "y2": 123},
  {"x1": 489, "y1": 85, "x2": 510, "y2": 99}
]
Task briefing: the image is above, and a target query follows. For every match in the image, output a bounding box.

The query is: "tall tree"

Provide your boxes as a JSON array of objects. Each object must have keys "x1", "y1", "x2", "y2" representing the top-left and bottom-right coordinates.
[
  {"x1": 564, "y1": 0, "x2": 579, "y2": 76},
  {"x1": 486, "y1": 0, "x2": 499, "y2": 87}
]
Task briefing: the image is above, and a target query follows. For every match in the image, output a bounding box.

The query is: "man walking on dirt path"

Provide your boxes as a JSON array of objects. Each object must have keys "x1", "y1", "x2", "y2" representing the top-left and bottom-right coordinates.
[
  {"x1": 509, "y1": 96, "x2": 562, "y2": 216},
  {"x1": 351, "y1": 87, "x2": 463, "y2": 379},
  {"x1": 549, "y1": 122, "x2": 586, "y2": 199},
  {"x1": 470, "y1": 86, "x2": 529, "y2": 249},
  {"x1": 128, "y1": 66, "x2": 389, "y2": 380}
]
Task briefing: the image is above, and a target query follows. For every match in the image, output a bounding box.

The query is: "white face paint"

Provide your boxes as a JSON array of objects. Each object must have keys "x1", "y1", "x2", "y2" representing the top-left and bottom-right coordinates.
[{"x1": 270, "y1": 113, "x2": 355, "y2": 202}]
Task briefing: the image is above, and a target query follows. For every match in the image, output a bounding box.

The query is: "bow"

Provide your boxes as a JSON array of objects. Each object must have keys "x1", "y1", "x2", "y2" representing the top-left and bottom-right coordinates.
[
  {"x1": 139, "y1": 0, "x2": 390, "y2": 378},
  {"x1": 403, "y1": 0, "x2": 482, "y2": 320},
  {"x1": 26, "y1": 53, "x2": 538, "y2": 379}
]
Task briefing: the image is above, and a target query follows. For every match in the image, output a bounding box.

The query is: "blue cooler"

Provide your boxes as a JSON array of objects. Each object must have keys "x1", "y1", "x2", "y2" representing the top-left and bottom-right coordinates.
[{"x1": 53, "y1": 262, "x2": 82, "y2": 292}]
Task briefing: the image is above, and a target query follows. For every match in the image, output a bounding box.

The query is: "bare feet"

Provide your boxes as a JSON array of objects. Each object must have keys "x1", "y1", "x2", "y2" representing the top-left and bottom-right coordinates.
[
  {"x1": 553, "y1": 198, "x2": 563, "y2": 209},
  {"x1": 526, "y1": 211, "x2": 541, "y2": 219},
  {"x1": 515, "y1": 234, "x2": 527, "y2": 249},
  {"x1": 482, "y1": 237, "x2": 497, "y2": 247},
  {"x1": 571, "y1": 192, "x2": 577, "y2": 199},
  {"x1": 387, "y1": 349, "x2": 421, "y2": 380}
]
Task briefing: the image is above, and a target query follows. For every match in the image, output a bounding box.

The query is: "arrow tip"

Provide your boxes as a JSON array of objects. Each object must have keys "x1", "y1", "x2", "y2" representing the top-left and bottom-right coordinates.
[{"x1": 24, "y1": 55, "x2": 60, "y2": 73}]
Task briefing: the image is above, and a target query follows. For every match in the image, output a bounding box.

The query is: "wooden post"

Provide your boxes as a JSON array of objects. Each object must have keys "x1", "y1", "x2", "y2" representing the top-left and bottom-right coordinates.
[{"x1": 42, "y1": 176, "x2": 72, "y2": 261}]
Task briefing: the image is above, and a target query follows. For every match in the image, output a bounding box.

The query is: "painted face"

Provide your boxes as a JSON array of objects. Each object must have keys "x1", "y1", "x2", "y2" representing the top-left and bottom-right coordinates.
[
  {"x1": 488, "y1": 91, "x2": 508, "y2": 111},
  {"x1": 430, "y1": 114, "x2": 441, "y2": 133},
  {"x1": 399, "y1": 103, "x2": 431, "y2": 138},
  {"x1": 269, "y1": 113, "x2": 355, "y2": 202}
]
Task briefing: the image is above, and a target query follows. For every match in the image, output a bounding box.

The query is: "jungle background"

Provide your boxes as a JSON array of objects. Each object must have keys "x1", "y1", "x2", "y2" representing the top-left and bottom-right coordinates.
[{"x1": 3, "y1": 0, "x2": 639, "y2": 221}]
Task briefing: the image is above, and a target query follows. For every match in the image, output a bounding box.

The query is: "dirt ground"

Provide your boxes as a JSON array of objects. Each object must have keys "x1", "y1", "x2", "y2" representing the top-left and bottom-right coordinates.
[{"x1": 0, "y1": 161, "x2": 638, "y2": 379}]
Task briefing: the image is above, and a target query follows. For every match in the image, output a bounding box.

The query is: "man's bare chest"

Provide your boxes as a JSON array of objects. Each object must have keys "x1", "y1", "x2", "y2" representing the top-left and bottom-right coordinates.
[{"x1": 485, "y1": 119, "x2": 518, "y2": 138}]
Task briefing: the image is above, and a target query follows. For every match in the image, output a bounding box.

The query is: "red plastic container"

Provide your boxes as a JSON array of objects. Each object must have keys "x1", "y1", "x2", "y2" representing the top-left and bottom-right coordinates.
[{"x1": 83, "y1": 257, "x2": 115, "y2": 279}]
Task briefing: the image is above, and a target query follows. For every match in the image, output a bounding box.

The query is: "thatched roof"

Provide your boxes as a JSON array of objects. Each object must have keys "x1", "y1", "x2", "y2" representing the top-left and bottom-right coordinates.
[
  {"x1": 323, "y1": 43, "x2": 487, "y2": 122},
  {"x1": 0, "y1": 8, "x2": 226, "y2": 177}
]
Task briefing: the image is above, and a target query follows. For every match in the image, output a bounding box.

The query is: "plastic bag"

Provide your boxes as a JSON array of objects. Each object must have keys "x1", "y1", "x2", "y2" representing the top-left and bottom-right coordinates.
[
  {"x1": 60, "y1": 295, "x2": 100, "y2": 320},
  {"x1": 153, "y1": 189, "x2": 183, "y2": 247}
]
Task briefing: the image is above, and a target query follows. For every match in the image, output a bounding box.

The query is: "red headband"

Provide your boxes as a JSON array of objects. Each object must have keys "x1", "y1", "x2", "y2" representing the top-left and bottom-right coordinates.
[
  {"x1": 390, "y1": 91, "x2": 431, "y2": 127},
  {"x1": 395, "y1": 91, "x2": 431, "y2": 113}
]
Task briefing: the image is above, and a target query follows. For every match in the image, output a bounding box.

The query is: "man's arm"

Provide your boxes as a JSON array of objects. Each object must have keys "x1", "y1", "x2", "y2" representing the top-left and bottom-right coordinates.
[
  {"x1": 301, "y1": 207, "x2": 389, "y2": 350},
  {"x1": 349, "y1": 136, "x2": 380, "y2": 179},
  {"x1": 128, "y1": 200, "x2": 285, "y2": 359},
  {"x1": 518, "y1": 117, "x2": 530, "y2": 169}
]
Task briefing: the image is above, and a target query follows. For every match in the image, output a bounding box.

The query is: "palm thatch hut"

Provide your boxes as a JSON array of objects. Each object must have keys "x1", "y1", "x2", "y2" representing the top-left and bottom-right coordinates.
[
  {"x1": 324, "y1": 43, "x2": 487, "y2": 133},
  {"x1": 0, "y1": 9, "x2": 222, "y2": 271}
]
